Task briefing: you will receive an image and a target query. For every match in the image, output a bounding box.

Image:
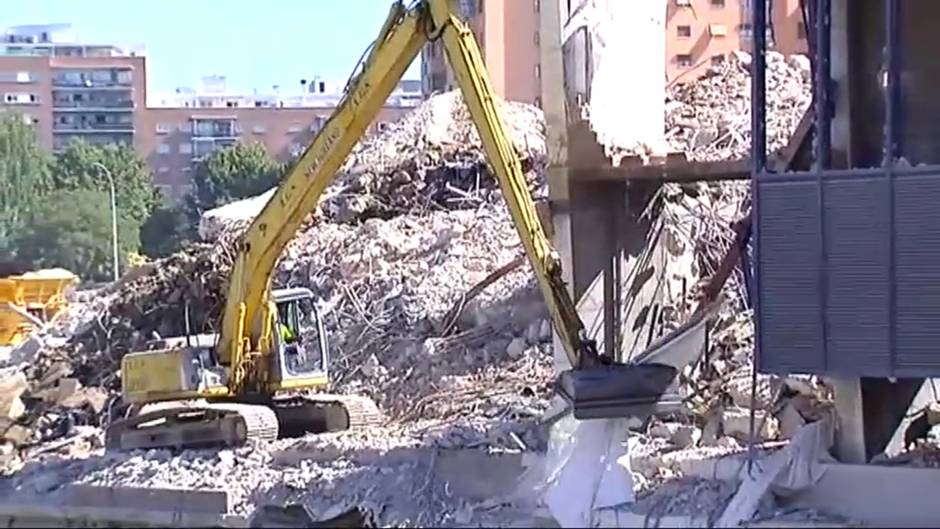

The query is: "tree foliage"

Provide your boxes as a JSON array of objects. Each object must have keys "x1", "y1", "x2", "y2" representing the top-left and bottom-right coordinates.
[
  {"x1": 188, "y1": 142, "x2": 284, "y2": 217},
  {"x1": 0, "y1": 113, "x2": 51, "y2": 253},
  {"x1": 14, "y1": 189, "x2": 141, "y2": 282},
  {"x1": 140, "y1": 204, "x2": 192, "y2": 258},
  {"x1": 51, "y1": 139, "x2": 161, "y2": 226}
]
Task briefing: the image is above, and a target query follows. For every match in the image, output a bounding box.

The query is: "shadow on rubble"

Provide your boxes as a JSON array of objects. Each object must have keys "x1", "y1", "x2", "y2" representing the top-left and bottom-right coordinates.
[{"x1": 249, "y1": 504, "x2": 369, "y2": 528}]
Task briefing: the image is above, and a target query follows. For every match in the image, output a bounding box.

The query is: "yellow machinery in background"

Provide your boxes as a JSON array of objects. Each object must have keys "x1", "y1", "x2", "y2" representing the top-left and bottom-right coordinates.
[{"x1": 0, "y1": 268, "x2": 78, "y2": 346}]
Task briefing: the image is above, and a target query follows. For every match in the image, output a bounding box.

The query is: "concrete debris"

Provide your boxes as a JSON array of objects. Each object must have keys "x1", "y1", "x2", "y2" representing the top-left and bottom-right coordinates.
[
  {"x1": 199, "y1": 91, "x2": 547, "y2": 241},
  {"x1": 721, "y1": 407, "x2": 780, "y2": 442},
  {"x1": 666, "y1": 50, "x2": 811, "y2": 162},
  {"x1": 0, "y1": 60, "x2": 841, "y2": 527}
]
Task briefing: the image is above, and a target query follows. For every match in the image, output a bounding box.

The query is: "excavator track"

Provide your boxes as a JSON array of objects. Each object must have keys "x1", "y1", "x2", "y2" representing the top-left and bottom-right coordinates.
[
  {"x1": 272, "y1": 393, "x2": 384, "y2": 437},
  {"x1": 105, "y1": 394, "x2": 382, "y2": 451},
  {"x1": 105, "y1": 400, "x2": 279, "y2": 451}
]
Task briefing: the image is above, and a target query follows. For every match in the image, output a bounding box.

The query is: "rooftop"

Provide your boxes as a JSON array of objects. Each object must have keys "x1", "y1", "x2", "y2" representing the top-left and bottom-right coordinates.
[
  {"x1": 148, "y1": 76, "x2": 423, "y2": 109},
  {"x1": 1, "y1": 23, "x2": 145, "y2": 57}
]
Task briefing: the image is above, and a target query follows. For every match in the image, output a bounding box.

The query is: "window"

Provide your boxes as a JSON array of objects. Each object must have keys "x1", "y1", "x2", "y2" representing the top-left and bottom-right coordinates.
[
  {"x1": 710, "y1": 0, "x2": 725, "y2": 6},
  {"x1": 116, "y1": 70, "x2": 132, "y2": 84},
  {"x1": 458, "y1": 0, "x2": 480, "y2": 18},
  {"x1": 709, "y1": 24, "x2": 727, "y2": 37},
  {"x1": 157, "y1": 143, "x2": 171, "y2": 154},
  {"x1": 711, "y1": 54, "x2": 725, "y2": 66},
  {"x1": 534, "y1": 0, "x2": 540, "y2": 12},
  {"x1": 3, "y1": 93, "x2": 38, "y2": 105},
  {"x1": 534, "y1": 97, "x2": 542, "y2": 108},
  {"x1": 0, "y1": 72, "x2": 35, "y2": 83},
  {"x1": 798, "y1": 22, "x2": 807, "y2": 40},
  {"x1": 676, "y1": 54, "x2": 693, "y2": 68},
  {"x1": 179, "y1": 143, "x2": 192, "y2": 154},
  {"x1": 156, "y1": 123, "x2": 171, "y2": 134},
  {"x1": 535, "y1": 64, "x2": 542, "y2": 79},
  {"x1": 252, "y1": 124, "x2": 266, "y2": 134},
  {"x1": 677, "y1": 25, "x2": 691, "y2": 38}
]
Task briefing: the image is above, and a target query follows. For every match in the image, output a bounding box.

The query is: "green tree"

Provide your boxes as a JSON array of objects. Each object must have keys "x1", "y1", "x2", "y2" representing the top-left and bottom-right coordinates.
[
  {"x1": 140, "y1": 203, "x2": 192, "y2": 257},
  {"x1": 14, "y1": 189, "x2": 141, "y2": 281},
  {"x1": 51, "y1": 139, "x2": 160, "y2": 226},
  {"x1": 0, "y1": 113, "x2": 51, "y2": 254},
  {"x1": 187, "y1": 142, "x2": 284, "y2": 218}
]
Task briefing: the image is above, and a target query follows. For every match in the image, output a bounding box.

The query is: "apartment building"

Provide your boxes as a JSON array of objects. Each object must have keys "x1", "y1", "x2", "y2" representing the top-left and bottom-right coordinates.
[
  {"x1": 141, "y1": 77, "x2": 420, "y2": 199},
  {"x1": 421, "y1": 0, "x2": 808, "y2": 103},
  {"x1": 668, "y1": 0, "x2": 807, "y2": 81},
  {"x1": 422, "y1": 0, "x2": 542, "y2": 106},
  {"x1": 0, "y1": 24, "x2": 146, "y2": 153},
  {"x1": 0, "y1": 24, "x2": 421, "y2": 201}
]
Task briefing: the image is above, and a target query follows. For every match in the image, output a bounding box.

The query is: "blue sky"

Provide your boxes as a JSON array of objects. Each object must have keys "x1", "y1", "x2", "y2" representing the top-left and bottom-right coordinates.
[{"x1": 3, "y1": 0, "x2": 422, "y2": 94}]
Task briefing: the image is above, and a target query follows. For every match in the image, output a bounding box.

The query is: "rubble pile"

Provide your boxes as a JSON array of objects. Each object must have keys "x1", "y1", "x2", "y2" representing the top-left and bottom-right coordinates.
[
  {"x1": 1, "y1": 92, "x2": 558, "y2": 464},
  {"x1": 665, "y1": 50, "x2": 812, "y2": 162},
  {"x1": 321, "y1": 90, "x2": 546, "y2": 222},
  {"x1": 0, "y1": 54, "x2": 830, "y2": 524},
  {"x1": 1, "y1": 430, "x2": 533, "y2": 526},
  {"x1": 200, "y1": 91, "x2": 547, "y2": 240}
]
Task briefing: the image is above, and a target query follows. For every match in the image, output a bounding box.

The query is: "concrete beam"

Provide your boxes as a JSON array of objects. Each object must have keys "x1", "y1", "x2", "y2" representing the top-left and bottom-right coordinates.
[
  {"x1": 784, "y1": 463, "x2": 940, "y2": 527},
  {"x1": 571, "y1": 159, "x2": 749, "y2": 183},
  {"x1": 540, "y1": 0, "x2": 575, "y2": 372}
]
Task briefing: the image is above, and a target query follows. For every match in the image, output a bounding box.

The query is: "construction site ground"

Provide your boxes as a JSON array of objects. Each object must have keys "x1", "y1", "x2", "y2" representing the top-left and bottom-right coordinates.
[{"x1": 5, "y1": 51, "x2": 938, "y2": 527}]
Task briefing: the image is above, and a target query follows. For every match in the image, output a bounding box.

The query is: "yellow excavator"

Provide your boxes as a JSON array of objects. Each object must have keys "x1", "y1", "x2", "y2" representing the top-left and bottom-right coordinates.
[{"x1": 105, "y1": 0, "x2": 607, "y2": 451}]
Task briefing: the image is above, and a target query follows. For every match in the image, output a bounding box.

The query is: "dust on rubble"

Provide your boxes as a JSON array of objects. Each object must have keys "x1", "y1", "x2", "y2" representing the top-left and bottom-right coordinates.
[{"x1": 0, "y1": 55, "x2": 845, "y2": 526}]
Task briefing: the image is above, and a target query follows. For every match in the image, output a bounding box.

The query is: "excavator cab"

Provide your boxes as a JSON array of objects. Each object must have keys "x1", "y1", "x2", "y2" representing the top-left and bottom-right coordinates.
[{"x1": 269, "y1": 288, "x2": 330, "y2": 390}]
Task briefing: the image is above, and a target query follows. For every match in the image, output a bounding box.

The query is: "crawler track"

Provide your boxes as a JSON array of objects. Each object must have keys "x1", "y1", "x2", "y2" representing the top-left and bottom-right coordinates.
[{"x1": 105, "y1": 394, "x2": 383, "y2": 451}]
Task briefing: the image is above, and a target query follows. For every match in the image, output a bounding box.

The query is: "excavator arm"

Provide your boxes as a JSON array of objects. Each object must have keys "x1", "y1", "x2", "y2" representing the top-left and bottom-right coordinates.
[{"x1": 219, "y1": 0, "x2": 601, "y2": 393}]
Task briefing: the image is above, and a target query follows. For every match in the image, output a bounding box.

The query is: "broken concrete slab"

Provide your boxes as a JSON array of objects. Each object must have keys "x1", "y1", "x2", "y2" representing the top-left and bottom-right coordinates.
[
  {"x1": 778, "y1": 403, "x2": 807, "y2": 440},
  {"x1": 0, "y1": 501, "x2": 248, "y2": 528},
  {"x1": 0, "y1": 370, "x2": 27, "y2": 420},
  {"x1": 59, "y1": 484, "x2": 230, "y2": 514},
  {"x1": 722, "y1": 407, "x2": 779, "y2": 442},
  {"x1": 784, "y1": 463, "x2": 940, "y2": 527},
  {"x1": 3, "y1": 335, "x2": 44, "y2": 368},
  {"x1": 717, "y1": 422, "x2": 834, "y2": 528}
]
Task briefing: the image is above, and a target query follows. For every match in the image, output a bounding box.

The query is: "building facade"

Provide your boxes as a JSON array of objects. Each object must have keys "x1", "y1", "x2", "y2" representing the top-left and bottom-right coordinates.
[
  {"x1": 422, "y1": 0, "x2": 542, "y2": 106},
  {"x1": 421, "y1": 0, "x2": 809, "y2": 103},
  {"x1": 139, "y1": 77, "x2": 420, "y2": 199},
  {"x1": 0, "y1": 24, "x2": 147, "y2": 154},
  {"x1": 0, "y1": 24, "x2": 421, "y2": 201},
  {"x1": 667, "y1": 0, "x2": 807, "y2": 81}
]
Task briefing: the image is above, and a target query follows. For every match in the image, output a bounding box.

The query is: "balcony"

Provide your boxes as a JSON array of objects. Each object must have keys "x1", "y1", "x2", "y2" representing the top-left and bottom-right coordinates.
[
  {"x1": 53, "y1": 122, "x2": 135, "y2": 133},
  {"x1": 52, "y1": 99, "x2": 134, "y2": 111},
  {"x1": 191, "y1": 118, "x2": 239, "y2": 139},
  {"x1": 53, "y1": 112, "x2": 134, "y2": 133},
  {"x1": 52, "y1": 69, "x2": 133, "y2": 89},
  {"x1": 191, "y1": 137, "x2": 237, "y2": 159}
]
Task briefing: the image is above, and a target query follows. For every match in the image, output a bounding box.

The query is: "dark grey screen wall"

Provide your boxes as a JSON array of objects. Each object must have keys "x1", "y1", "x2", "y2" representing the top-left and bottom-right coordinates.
[{"x1": 756, "y1": 171, "x2": 940, "y2": 377}]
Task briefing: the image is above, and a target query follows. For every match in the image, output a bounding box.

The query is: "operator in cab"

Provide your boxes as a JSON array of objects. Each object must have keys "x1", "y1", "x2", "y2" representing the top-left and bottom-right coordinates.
[{"x1": 277, "y1": 318, "x2": 301, "y2": 372}]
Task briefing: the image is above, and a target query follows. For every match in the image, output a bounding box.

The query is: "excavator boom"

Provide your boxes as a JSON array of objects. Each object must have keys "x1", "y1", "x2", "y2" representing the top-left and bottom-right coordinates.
[
  {"x1": 110, "y1": 0, "x2": 604, "y2": 453},
  {"x1": 220, "y1": 0, "x2": 599, "y2": 382}
]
